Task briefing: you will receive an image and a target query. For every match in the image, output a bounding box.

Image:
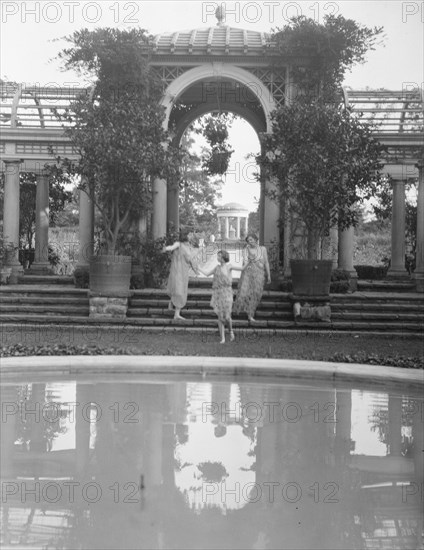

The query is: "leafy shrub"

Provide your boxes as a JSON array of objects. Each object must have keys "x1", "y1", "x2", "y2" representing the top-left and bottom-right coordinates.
[
  {"x1": 140, "y1": 229, "x2": 180, "y2": 288},
  {"x1": 280, "y1": 279, "x2": 293, "y2": 292},
  {"x1": 354, "y1": 264, "x2": 388, "y2": 279},
  {"x1": 130, "y1": 274, "x2": 144, "y2": 290},
  {"x1": 48, "y1": 245, "x2": 61, "y2": 268},
  {"x1": 331, "y1": 269, "x2": 350, "y2": 281},
  {"x1": 73, "y1": 266, "x2": 89, "y2": 288},
  {"x1": 1, "y1": 344, "x2": 138, "y2": 357},
  {"x1": 330, "y1": 281, "x2": 350, "y2": 293},
  {"x1": 330, "y1": 352, "x2": 423, "y2": 369}
]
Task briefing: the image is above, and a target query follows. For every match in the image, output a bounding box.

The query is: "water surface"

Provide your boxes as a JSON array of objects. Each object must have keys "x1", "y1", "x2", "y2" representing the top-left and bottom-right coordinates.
[{"x1": 1, "y1": 374, "x2": 423, "y2": 549}]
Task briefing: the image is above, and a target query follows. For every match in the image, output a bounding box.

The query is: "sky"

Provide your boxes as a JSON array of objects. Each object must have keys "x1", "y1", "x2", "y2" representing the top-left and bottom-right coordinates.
[{"x1": 1, "y1": 1, "x2": 423, "y2": 210}]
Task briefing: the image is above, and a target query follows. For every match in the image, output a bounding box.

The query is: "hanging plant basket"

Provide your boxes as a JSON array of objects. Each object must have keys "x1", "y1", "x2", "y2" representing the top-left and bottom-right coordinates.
[{"x1": 204, "y1": 149, "x2": 233, "y2": 176}]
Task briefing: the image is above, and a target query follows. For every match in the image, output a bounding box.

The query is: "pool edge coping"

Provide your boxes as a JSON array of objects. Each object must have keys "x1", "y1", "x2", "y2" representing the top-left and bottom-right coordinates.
[{"x1": 1, "y1": 356, "x2": 423, "y2": 386}]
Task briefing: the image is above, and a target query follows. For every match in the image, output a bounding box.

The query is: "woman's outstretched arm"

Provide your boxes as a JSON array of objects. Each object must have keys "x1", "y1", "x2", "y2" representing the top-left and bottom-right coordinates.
[
  {"x1": 198, "y1": 265, "x2": 216, "y2": 277},
  {"x1": 163, "y1": 241, "x2": 180, "y2": 253}
]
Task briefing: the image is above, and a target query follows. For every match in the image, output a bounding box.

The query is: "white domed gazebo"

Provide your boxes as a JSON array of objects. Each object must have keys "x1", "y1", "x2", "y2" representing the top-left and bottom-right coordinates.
[{"x1": 216, "y1": 203, "x2": 249, "y2": 240}]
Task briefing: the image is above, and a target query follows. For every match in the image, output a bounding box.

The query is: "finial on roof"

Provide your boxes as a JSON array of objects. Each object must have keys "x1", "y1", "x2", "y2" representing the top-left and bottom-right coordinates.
[{"x1": 216, "y1": 5, "x2": 225, "y2": 26}]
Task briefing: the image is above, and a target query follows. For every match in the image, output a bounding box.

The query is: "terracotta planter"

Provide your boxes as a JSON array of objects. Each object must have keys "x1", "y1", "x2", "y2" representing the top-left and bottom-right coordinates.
[
  {"x1": 89, "y1": 254, "x2": 132, "y2": 294},
  {"x1": 290, "y1": 259, "x2": 333, "y2": 296}
]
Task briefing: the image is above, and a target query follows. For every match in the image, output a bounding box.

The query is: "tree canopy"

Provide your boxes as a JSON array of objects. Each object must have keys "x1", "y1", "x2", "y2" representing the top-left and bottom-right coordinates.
[
  {"x1": 271, "y1": 15, "x2": 384, "y2": 101},
  {"x1": 258, "y1": 15, "x2": 385, "y2": 259},
  {"x1": 57, "y1": 28, "x2": 180, "y2": 254}
]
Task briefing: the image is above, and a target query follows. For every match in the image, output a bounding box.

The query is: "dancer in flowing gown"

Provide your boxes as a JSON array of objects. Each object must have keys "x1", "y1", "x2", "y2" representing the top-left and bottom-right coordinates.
[
  {"x1": 198, "y1": 250, "x2": 242, "y2": 343},
  {"x1": 163, "y1": 230, "x2": 199, "y2": 320},
  {"x1": 233, "y1": 233, "x2": 271, "y2": 323}
]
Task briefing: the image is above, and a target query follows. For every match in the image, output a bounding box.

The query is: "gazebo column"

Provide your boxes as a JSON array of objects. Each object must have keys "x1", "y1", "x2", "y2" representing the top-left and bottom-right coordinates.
[
  {"x1": 236, "y1": 216, "x2": 240, "y2": 239},
  {"x1": 387, "y1": 178, "x2": 407, "y2": 277},
  {"x1": 152, "y1": 177, "x2": 167, "y2": 239},
  {"x1": 413, "y1": 162, "x2": 424, "y2": 291},
  {"x1": 2, "y1": 160, "x2": 23, "y2": 283},
  {"x1": 77, "y1": 186, "x2": 94, "y2": 268},
  {"x1": 30, "y1": 170, "x2": 52, "y2": 274},
  {"x1": 167, "y1": 181, "x2": 179, "y2": 233},
  {"x1": 225, "y1": 217, "x2": 229, "y2": 239}
]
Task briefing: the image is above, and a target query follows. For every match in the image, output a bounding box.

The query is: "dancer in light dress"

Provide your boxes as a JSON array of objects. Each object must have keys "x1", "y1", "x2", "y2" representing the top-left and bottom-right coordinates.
[
  {"x1": 198, "y1": 250, "x2": 242, "y2": 343},
  {"x1": 163, "y1": 230, "x2": 199, "y2": 320},
  {"x1": 233, "y1": 233, "x2": 271, "y2": 323}
]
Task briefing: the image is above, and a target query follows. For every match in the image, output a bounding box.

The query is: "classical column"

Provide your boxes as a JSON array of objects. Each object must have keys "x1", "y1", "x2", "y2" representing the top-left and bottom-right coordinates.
[
  {"x1": 388, "y1": 395, "x2": 402, "y2": 457},
  {"x1": 77, "y1": 186, "x2": 94, "y2": 268},
  {"x1": 167, "y1": 180, "x2": 179, "y2": 233},
  {"x1": 413, "y1": 162, "x2": 424, "y2": 291},
  {"x1": 263, "y1": 177, "x2": 280, "y2": 247},
  {"x1": 2, "y1": 160, "x2": 23, "y2": 283},
  {"x1": 282, "y1": 201, "x2": 291, "y2": 276},
  {"x1": 225, "y1": 217, "x2": 229, "y2": 239},
  {"x1": 387, "y1": 178, "x2": 407, "y2": 277},
  {"x1": 137, "y1": 213, "x2": 147, "y2": 236},
  {"x1": 330, "y1": 225, "x2": 338, "y2": 269},
  {"x1": 245, "y1": 215, "x2": 248, "y2": 234},
  {"x1": 146, "y1": 411, "x2": 163, "y2": 487},
  {"x1": 30, "y1": 170, "x2": 51, "y2": 273},
  {"x1": 236, "y1": 216, "x2": 241, "y2": 239},
  {"x1": 75, "y1": 384, "x2": 91, "y2": 476},
  {"x1": 338, "y1": 226, "x2": 356, "y2": 275},
  {"x1": 152, "y1": 177, "x2": 167, "y2": 239},
  {"x1": 0, "y1": 386, "x2": 18, "y2": 477}
]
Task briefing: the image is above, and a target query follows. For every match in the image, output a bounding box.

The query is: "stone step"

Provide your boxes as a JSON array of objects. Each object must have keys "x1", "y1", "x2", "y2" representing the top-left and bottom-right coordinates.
[
  {"x1": 330, "y1": 311, "x2": 423, "y2": 321},
  {"x1": 128, "y1": 298, "x2": 292, "y2": 310},
  {"x1": 1, "y1": 301, "x2": 420, "y2": 323},
  {"x1": 127, "y1": 307, "x2": 293, "y2": 319},
  {"x1": 0, "y1": 287, "x2": 87, "y2": 298},
  {"x1": 0, "y1": 313, "x2": 422, "y2": 333},
  {"x1": 0, "y1": 305, "x2": 89, "y2": 315},
  {"x1": 331, "y1": 303, "x2": 424, "y2": 312},
  {"x1": 17, "y1": 275, "x2": 74, "y2": 285},
  {"x1": 0, "y1": 296, "x2": 89, "y2": 305},
  {"x1": 130, "y1": 288, "x2": 288, "y2": 301},
  {"x1": 357, "y1": 280, "x2": 416, "y2": 292}
]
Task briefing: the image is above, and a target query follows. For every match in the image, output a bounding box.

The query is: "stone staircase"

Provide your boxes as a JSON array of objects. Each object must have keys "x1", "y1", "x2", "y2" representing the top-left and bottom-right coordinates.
[
  {"x1": 357, "y1": 279, "x2": 416, "y2": 293},
  {"x1": 1, "y1": 283, "x2": 423, "y2": 335}
]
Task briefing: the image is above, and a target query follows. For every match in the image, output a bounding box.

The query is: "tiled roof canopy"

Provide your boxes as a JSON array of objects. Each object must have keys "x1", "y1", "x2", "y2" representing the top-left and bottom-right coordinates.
[{"x1": 151, "y1": 27, "x2": 270, "y2": 56}]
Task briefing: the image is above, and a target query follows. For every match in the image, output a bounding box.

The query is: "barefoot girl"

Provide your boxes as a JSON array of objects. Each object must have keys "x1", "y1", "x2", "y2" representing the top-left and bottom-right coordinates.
[{"x1": 198, "y1": 250, "x2": 242, "y2": 343}]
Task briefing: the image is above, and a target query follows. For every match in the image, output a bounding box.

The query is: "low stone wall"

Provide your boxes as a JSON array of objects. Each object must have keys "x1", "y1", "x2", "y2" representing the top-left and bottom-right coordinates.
[{"x1": 89, "y1": 292, "x2": 129, "y2": 319}]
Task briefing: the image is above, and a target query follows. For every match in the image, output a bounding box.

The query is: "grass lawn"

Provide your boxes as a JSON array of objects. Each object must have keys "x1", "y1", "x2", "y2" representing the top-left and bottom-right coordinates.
[{"x1": 1, "y1": 327, "x2": 423, "y2": 367}]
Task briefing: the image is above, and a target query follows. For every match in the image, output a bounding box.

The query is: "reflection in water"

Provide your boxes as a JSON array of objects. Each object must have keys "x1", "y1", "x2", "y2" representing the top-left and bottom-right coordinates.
[{"x1": 0, "y1": 377, "x2": 423, "y2": 549}]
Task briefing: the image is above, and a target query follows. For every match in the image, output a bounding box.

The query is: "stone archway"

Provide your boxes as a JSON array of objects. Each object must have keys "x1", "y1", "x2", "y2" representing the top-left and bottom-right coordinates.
[
  {"x1": 152, "y1": 65, "x2": 279, "y2": 251},
  {"x1": 160, "y1": 64, "x2": 276, "y2": 133}
]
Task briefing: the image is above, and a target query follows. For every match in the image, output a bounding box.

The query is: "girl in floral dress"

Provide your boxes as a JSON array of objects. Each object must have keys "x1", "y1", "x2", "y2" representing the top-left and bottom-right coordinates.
[
  {"x1": 233, "y1": 233, "x2": 271, "y2": 323},
  {"x1": 198, "y1": 250, "x2": 242, "y2": 343}
]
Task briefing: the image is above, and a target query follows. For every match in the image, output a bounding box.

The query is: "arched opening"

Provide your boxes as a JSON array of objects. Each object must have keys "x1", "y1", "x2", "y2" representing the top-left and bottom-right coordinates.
[{"x1": 166, "y1": 77, "x2": 267, "y2": 245}]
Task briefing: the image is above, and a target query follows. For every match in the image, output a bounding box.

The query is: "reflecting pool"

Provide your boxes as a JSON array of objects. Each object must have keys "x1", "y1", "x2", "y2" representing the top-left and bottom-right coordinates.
[{"x1": 1, "y1": 371, "x2": 423, "y2": 549}]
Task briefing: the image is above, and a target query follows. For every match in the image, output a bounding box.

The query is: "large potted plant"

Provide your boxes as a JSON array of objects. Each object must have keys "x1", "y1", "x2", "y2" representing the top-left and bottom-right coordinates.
[
  {"x1": 259, "y1": 15, "x2": 384, "y2": 297},
  {"x1": 57, "y1": 29, "x2": 180, "y2": 314}
]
